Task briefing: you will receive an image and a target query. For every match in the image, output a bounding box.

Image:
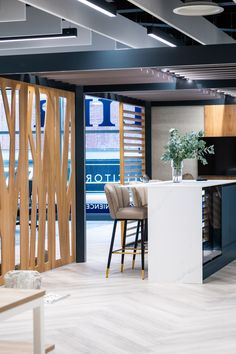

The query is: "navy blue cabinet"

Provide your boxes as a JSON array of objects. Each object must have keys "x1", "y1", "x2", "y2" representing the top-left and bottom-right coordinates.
[
  {"x1": 203, "y1": 183, "x2": 236, "y2": 279},
  {"x1": 222, "y1": 184, "x2": 236, "y2": 248}
]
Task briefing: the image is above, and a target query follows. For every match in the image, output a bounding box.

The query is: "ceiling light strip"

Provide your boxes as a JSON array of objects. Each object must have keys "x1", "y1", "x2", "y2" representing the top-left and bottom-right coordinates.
[
  {"x1": 0, "y1": 28, "x2": 77, "y2": 43},
  {"x1": 147, "y1": 33, "x2": 176, "y2": 47},
  {"x1": 77, "y1": 0, "x2": 116, "y2": 17}
]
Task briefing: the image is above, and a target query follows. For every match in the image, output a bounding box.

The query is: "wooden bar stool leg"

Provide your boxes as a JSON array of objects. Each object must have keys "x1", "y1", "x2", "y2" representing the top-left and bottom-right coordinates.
[
  {"x1": 121, "y1": 220, "x2": 127, "y2": 272},
  {"x1": 106, "y1": 219, "x2": 117, "y2": 278},
  {"x1": 141, "y1": 220, "x2": 145, "y2": 280},
  {"x1": 132, "y1": 221, "x2": 140, "y2": 269}
]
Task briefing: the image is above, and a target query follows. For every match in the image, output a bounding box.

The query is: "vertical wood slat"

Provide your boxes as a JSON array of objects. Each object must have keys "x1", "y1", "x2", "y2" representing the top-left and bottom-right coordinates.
[
  {"x1": 0, "y1": 78, "x2": 76, "y2": 284},
  {"x1": 28, "y1": 86, "x2": 39, "y2": 269},
  {"x1": 119, "y1": 103, "x2": 146, "y2": 184},
  {"x1": 19, "y1": 85, "x2": 29, "y2": 270},
  {"x1": 45, "y1": 90, "x2": 56, "y2": 269},
  {"x1": 119, "y1": 102, "x2": 146, "y2": 241},
  {"x1": 70, "y1": 95, "x2": 76, "y2": 261},
  {"x1": 0, "y1": 82, "x2": 18, "y2": 278}
]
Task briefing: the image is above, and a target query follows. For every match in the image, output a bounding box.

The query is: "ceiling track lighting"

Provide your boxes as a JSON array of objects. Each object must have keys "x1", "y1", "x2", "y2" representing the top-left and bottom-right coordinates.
[
  {"x1": 173, "y1": 1, "x2": 224, "y2": 16},
  {"x1": 0, "y1": 28, "x2": 77, "y2": 43},
  {"x1": 77, "y1": 0, "x2": 116, "y2": 17}
]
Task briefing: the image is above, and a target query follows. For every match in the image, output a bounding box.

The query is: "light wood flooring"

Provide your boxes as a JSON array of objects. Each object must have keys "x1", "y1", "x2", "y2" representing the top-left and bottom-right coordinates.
[{"x1": 1, "y1": 221, "x2": 236, "y2": 354}]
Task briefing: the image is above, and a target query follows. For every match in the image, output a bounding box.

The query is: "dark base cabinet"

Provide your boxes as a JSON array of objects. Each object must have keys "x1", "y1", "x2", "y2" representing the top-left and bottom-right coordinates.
[{"x1": 203, "y1": 183, "x2": 236, "y2": 279}]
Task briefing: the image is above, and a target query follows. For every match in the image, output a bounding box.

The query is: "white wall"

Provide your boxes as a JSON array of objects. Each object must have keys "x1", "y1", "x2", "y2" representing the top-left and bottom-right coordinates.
[{"x1": 152, "y1": 106, "x2": 204, "y2": 181}]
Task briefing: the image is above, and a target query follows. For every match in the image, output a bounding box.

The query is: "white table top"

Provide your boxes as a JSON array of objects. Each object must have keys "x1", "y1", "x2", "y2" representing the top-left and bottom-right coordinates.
[
  {"x1": 125, "y1": 180, "x2": 236, "y2": 189},
  {"x1": 0, "y1": 288, "x2": 45, "y2": 313}
]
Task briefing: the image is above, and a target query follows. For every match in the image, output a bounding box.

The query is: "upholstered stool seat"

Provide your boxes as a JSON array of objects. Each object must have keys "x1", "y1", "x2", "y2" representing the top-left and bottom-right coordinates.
[
  {"x1": 105, "y1": 183, "x2": 147, "y2": 280},
  {"x1": 116, "y1": 207, "x2": 147, "y2": 220}
]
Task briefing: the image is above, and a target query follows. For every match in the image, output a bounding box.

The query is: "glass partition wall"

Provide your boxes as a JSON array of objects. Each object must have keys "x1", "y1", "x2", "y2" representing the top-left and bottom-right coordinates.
[{"x1": 85, "y1": 96, "x2": 120, "y2": 219}]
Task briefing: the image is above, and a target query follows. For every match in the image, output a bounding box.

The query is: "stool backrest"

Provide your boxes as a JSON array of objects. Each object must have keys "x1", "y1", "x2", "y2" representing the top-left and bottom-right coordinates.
[
  {"x1": 104, "y1": 183, "x2": 130, "y2": 219},
  {"x1": 131, "y1": 186, "x2": 148, "y2": 207}
]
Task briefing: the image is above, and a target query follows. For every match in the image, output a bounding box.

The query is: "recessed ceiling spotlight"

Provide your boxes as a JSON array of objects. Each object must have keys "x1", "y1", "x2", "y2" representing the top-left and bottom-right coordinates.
[{"x1": 173, "y1": 1, "x2": 224, "y2": 16}]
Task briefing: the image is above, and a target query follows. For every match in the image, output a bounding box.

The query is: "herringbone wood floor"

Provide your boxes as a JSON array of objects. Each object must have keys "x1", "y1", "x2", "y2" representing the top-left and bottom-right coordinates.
[{"x1": 1, "y1": 221, "x2": 236, "y2": 354}]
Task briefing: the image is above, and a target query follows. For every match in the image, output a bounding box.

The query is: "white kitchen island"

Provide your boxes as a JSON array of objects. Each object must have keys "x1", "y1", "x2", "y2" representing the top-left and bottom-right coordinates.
[{"x1": 146, "y1": 180, "x2": 236, "y2": 284}]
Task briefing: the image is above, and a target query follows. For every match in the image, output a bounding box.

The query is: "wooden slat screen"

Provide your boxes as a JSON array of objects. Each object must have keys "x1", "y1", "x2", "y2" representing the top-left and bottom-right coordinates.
[
  {"x1": 0, "y1": 78, "x2": 75, "y2": 284},
  {"x1": 119, "y1": 103, "x2": 146, "y2": 240},
  {"x1": 120, "y1": 103, "x2": 146, "y2": 184}
]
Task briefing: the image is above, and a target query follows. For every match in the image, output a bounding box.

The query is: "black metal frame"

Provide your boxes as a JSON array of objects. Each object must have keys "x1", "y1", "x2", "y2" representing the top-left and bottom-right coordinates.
[
  {"x1": 145, "y1": 102, "x2": 152, "y2": 179},
  {"x1": 75, "y1": 86, "x2": 87, "y2": 263},
  {"x1": 1, "y1": 44, "x2": 236, "y2": 74},
  {"x1": 106, "y1": 218, "x2": 147, "y2": 280},
  {"x1": 152, "y1": 96, "x2": 236, "y2": 107},
  {"x1": 84, "y1": 92, "x2": 146, "y2": 106}
]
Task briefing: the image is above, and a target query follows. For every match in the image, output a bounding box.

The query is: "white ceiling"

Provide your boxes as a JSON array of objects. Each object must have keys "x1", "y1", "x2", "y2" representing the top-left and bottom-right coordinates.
[
  {"x1": 0, "y1": 0, "x2": 232, "y2": 56},
  {"x1": 127, "y1": 0, "x2": 234, "y2": 45}
]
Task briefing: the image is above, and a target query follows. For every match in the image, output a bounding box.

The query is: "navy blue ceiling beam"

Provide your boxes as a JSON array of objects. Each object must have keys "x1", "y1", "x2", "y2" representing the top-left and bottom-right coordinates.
[
  {"x1": 151, "y1": 96, "x2": 236, "y2": 107},
  {"x1": 151, "y1": 99, "x2": 225, "y2": 107},
  {"x1": 84, "y1": 79, "x2": 236, "y2": 94},
  {"x1": 195, "y1": 79, "x2": 236, "y2": 89},
  {"x1": 1, "y1": 44, "x2": 236, "y2": 74},
  {"x1": 88, "y1": 92, "x2": 145, "y2": 105},
  {"x1": 85, "y1": 83, "x2": 179, "y2": 93}
]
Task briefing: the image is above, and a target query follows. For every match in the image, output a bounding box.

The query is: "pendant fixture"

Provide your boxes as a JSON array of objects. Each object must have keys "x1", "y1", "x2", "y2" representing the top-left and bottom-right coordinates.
[{"x1": 173, "y1": 1, "x2": 224, "y2": 16}]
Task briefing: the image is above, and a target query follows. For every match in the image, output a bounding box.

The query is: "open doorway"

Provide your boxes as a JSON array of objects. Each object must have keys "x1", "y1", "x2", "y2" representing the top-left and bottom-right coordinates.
[{"x1": 85, "y1": 95, "x2": 146, "y2": 275}]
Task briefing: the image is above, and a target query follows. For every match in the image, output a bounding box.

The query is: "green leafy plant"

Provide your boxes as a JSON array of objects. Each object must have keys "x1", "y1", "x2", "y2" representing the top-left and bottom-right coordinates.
[{"x1": 161, "y1": 128, "x2": 214, "y2": 168}]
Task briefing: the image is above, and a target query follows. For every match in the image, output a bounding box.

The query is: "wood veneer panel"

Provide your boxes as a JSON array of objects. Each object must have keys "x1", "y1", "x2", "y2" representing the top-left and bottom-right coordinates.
[{"x1": 205, "y1": 105, "x2": 236, "y2": 136}]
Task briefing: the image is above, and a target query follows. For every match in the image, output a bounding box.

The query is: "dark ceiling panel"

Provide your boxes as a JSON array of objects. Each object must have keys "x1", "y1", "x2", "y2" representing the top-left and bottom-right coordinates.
[
  {"x1": 165, "y1": 64, "x2": 236, "y2": 80},
  {"x1": 112, "y1": 89, "x2": 220, "y2": 101},
  {"x1": 35, "y1": 68, "x2": 173, "y2": 85}
]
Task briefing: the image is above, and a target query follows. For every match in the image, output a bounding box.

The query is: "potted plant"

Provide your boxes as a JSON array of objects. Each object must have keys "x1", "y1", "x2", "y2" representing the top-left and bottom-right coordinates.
[{"x1": 161, "y1": 128, "x2": 214, "y2": 182}]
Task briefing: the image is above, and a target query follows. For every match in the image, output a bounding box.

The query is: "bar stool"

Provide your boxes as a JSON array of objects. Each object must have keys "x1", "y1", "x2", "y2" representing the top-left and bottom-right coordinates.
[
  {"x1": 130, "y1": 185, "x2": 148, "y2": 269},
  {"x1": 104, "y1": 183, "x2": 147, "y2": 280}
]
